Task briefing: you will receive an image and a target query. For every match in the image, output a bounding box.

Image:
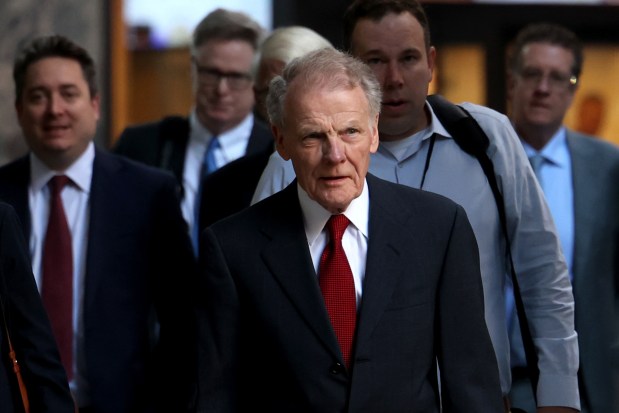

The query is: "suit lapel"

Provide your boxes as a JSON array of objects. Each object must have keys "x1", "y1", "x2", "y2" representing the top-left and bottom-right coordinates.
[
  {"x1": 83, "y1": 150, "x2": 122, "y2": 310},
  {"x1": 567, "y1": 133, "x2": 594, "y2": 285},
  {"x1": 354, "y1": 176, "x2": 406, "y2": 348},
  {"x1": 158, "y1": 116, "x2": 189, "y2": 185},
  {"x1": 245, "y1": 118, "x2": 274, "y2": 156},
  {"x1": 260, "y1": 184, "x2": 341, "y2": 359}
]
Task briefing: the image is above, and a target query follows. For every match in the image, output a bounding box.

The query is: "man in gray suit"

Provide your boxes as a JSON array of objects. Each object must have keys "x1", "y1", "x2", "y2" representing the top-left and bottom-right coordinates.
[
  {"x1": 507, "y1": 22, "x2": 619, "y2": 413},
  {"x1": 195, "y1": 47, "x2": 503, "y2": 412}
]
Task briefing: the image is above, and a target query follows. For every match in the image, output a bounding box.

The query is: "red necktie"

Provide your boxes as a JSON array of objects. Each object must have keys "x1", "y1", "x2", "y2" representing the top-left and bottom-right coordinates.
[
  {"x1": 41, "y1": 175, "x2": 73, "y2": 380},
  {"x1": 319, "y1": 214, "x2": 357, "y2": 369}
]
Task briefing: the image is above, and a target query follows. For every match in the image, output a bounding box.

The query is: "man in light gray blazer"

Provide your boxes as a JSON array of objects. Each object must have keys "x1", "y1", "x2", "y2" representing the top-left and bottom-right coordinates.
[{"x1": 508, "y1": 22, "x2": 619, "y2": 413}]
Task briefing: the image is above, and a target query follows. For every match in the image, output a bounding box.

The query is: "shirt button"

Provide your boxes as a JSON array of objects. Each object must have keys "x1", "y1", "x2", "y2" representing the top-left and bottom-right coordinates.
[{"x1": 330, "y1": 362, "x2": 345, "y2": 374}]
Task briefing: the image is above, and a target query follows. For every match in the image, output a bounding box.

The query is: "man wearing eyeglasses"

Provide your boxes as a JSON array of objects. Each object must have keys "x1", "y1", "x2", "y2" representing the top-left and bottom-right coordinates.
[
  {"x1": 114, "y1": 8, "x2": 273, "y2": 251},
  {"x1": 507, "y1": 22, "x2": 619, "y2": 413}
]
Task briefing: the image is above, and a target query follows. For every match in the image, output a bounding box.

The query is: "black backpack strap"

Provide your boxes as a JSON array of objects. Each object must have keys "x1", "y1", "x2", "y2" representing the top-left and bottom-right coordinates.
[
  {"x1": 427, "y1": 94, "x2": 490, "y2": 158},
  {"x1": 427, "y1": 94, "x2": 540, "y2": 398}
]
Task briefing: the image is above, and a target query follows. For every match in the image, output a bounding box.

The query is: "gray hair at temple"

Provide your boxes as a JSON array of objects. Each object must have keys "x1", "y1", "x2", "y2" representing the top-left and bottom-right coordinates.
[
  {"x1": 191, "y1": 8, "x2": 266, "y2": 55},
  {"x1": 266, "y1": 48, "x2": 382, "y2": 128},
  {"x1": 254, "y1": 26, "x2": 333, "y2": 74}
]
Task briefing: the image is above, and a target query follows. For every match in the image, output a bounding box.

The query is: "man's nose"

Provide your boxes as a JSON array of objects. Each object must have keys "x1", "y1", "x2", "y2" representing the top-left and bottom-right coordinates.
[
  {"x1": 324, "y1": 137, "x2": 346, "y2": 163},
  {"x1": 47, "y1": 94, "x2": 64, "y2": 115},
  {"x1": 384, "y1": 61, "x2": 404, "y2": 87}
]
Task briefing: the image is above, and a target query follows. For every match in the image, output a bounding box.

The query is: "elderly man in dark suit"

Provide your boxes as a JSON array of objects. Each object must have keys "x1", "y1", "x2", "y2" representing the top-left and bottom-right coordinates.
[
  {"x1": 0, "y1": 202, "x2": 75, "y2": 412},
  {"x1": 113, "y1": 8, "x2": 272, "y2": 252},
  {"x1": 195, "y1": 47, "x2": 503, "y2": 412},
  {"x1": 0, "y1": 35, "x2": 197, "y2": 413}
]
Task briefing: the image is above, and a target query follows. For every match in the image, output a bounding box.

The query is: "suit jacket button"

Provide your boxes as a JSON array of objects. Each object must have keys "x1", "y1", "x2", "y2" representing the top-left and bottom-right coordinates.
[{"x1": 330, "y1": 362, "x2": 344, "y2": 374}]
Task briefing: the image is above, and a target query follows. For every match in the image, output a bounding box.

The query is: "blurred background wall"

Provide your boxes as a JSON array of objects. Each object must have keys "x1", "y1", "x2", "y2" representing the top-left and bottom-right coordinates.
[{"x1": 1, "y1": 0, "x2": 618, "y2": 167}]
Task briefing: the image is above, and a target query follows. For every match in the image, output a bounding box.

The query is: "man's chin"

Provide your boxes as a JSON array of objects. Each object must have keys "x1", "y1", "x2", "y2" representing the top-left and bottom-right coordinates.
[
  {"x1": 314, "y1": 189, "x2": 360, "y2": 214},
  {"x1": 40, "y1": 137, "x2": 72, "y2": 151},
  {"x1": 378, "y1": 122, "x2": 416, "y2": 141},
  {"x1": 380, "y1": 105, "x2": 409, "y2": 119},
  {"x1": 317, "y1": 201, "x2": 350, "y2": 215},
  {"x1": 524, "y1": 115, "x2": 555, "y2": 128}
]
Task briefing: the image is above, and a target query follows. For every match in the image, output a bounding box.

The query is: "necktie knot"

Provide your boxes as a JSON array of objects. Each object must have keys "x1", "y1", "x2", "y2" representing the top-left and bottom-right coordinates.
[
  {"x1": 49, "y1": 175, "x2": 71, "y2": 195},
  {"x1": 528, "y1": 154, "x2": 545, "y2": 175},
  {"x1": 327, "y1": 214, "x2": 350, "y2": 243}
]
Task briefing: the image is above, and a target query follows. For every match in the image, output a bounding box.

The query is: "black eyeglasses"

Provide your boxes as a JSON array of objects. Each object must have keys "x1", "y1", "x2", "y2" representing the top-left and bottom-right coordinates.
[
  {"x1": 193, "y1": 62, "x2": 252, "y2": 91},
  {"x1": 518, "y1": 67, "x2": 578, "y2": 91}
]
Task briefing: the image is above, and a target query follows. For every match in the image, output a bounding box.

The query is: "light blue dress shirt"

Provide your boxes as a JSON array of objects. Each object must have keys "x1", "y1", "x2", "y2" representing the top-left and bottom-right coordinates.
[
  {"x1": 522, "y1": 129, "x2": 574, "y2": 277},
  {"x1": 182, "y1": 110, "x2": 255, "y2": 233},
  {"x1": 509, "y1": 129, "x2": 575, "y2": 370}
]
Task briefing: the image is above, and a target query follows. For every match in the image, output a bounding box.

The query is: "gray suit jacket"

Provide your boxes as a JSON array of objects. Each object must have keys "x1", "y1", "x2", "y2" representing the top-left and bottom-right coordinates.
[
  {"x1": 567, "y1": 131, "x2": 619, "y2": 412},
  {"x1": 195, "y1": 174, "x2": 503, "y2": 412}
]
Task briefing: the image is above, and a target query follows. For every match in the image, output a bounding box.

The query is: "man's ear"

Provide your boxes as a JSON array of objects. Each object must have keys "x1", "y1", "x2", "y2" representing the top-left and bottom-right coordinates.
[
  {"x1": 369, "y1": 114, "x2": 379, "y2": 153},
  {"x1": 273, "y1": 125, "x2": 291, "y2": 161}
]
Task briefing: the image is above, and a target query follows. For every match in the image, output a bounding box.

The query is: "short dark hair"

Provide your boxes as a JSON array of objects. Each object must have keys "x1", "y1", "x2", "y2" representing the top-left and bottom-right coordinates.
[
  {"x1": 508, "y1": 23, "x2": 583, "y2": 79},
  {"x1": 13, "y1": 34, "x2": 97, "y2": 104},
  {"x1": 192, "y1": 8, "x2": 265, "y2": 55},
  {"x1": 343, "y1": 0, "x2": 431, "y2": 53}
]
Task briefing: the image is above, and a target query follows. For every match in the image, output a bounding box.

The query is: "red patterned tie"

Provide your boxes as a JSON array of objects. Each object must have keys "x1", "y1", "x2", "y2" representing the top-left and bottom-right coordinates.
[
  {"x1": 41, "y1": 175, "x2": 73, "y2": 380},
  {"x1": 319, "y1": 214, "x2": 357, "y2": 369}
]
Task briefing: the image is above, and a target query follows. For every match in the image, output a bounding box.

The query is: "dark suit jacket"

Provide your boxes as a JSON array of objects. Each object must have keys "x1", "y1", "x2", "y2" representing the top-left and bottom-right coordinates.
[
  {"x1": 0, "y1": 202, "x2": 74, "y2": 413},
  {"x1": 567, "y1": 131, "x2": 619, "y2": 412},
  {"x1": 113, "y1": 115, "x2": 273, "y2": 198},
  {"x1": 0, "y1": 150, "x2": 197, "y2": 413},
  {"x1": 195, "y1": 174, "x2": 503, "y2": 412},
  {"x1": 198, "y1": 144, "x2": 273, "y2": 230}
]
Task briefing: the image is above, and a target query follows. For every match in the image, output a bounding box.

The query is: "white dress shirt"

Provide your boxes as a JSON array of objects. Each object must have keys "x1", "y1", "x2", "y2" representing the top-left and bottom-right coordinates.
[
  {"x1": 29, "y1": 142, "x2": 93, "y2": 405},
  {"x1": 298, "y1": 180, "x2": 370, "y2": 307},
  {"x1": 181, "y1": 110, "x2": 255, "y2": 231}
]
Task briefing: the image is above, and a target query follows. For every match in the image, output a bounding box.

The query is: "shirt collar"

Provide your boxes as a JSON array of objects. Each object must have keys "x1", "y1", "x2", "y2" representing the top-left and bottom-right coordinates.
[
  {"x1": 299, "y1": 179, "x2": 370, "y2": 246},
  {"x1": 378, "y1": 101, "x2": 449, "y2": 160},
  {"x1": 426, "y1": 100, "x2": 453, "y2": 139},
  {"x1": 30, "y1": 142, "x2": 94, "y2": 193},
  {"x1": 521, "y1": 127, "x2": 569, "y2": 168},
  {"x1": 190, "y1": 108, "x2": 255, "y2": 150}
]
